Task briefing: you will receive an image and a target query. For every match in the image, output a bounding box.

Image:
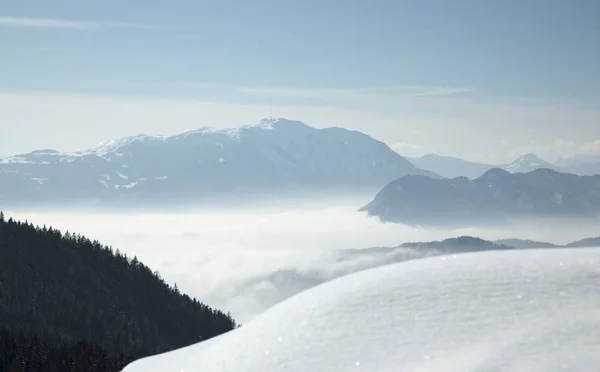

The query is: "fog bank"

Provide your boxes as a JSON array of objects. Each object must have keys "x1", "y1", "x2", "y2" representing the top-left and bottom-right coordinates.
[{"x1": 6, "y1": 202, "x2": 599, "y2": 322}]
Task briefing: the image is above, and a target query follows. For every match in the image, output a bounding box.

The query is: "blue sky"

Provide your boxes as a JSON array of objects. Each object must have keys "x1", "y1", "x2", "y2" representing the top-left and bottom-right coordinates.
[{"x1": 1, "y1": 0, "x2": 600, "y2": 162}]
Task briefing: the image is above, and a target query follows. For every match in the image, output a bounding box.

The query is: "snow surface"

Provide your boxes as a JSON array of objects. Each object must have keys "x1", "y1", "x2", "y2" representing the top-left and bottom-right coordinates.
[{"x1": 122, "y1": 248, "x2": 600, "y2": 372}]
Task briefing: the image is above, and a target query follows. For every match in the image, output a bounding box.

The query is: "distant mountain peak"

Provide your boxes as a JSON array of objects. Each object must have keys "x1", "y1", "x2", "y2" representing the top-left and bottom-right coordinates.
[
  {"x1": 0, "y1": 118, "x2": 438, "y2": 209},
  {"x1": 260, "y1": 118, "x2": 313, "y2": 132},
  {"x1": 505, "y1": 153, "x2": 556, "y2": 173},
  {"x1": 513, "y1": 153, "x2": 544, "y2": 164}
]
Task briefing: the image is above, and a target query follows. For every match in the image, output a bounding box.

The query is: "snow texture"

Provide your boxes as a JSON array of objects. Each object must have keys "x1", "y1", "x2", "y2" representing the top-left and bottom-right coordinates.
[{"x1": 122, "y1": 248, "x2": 600, "y2": 372}]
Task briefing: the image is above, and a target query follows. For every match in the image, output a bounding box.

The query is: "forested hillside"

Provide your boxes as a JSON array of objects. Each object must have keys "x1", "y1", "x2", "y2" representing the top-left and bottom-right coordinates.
[
  {"x1": 0, "y1": 326, "x2": 133, "y2": 372},
  {"x1": 0, "y1": 212, "x2": 237, "y2": 369}
]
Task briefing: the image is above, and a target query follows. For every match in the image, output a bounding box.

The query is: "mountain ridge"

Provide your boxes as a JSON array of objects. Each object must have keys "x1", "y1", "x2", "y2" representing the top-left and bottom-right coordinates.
[
  {"x1": 407, "y1": 152, "x2": 600, "y2": 178},
  {"x1": 0, "y1": 119, "x2": 439, "y2": 209},
  {"x1": 361, "y1": 167, "x2": 600, "y2": 226}
]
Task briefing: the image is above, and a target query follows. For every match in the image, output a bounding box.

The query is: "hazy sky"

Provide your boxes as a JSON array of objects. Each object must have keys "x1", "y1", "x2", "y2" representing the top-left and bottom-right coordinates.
[{"x1": 1, "y1": 0, "x2": 600, "y2": 163}]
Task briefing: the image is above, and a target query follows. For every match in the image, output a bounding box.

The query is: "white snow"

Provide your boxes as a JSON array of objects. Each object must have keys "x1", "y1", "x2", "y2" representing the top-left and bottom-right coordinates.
[
  {"x1": 91, "y1": 134, "x2": 158, "y2": 157},
  {"x1": 217, "y1": 158, "x2": 226, "y2": 163},
  {"x1": 155, "y1": 176, "x2": 168, "y2": 180},
  {"x1": 122, "y1": 248, "x2": 600, "y2": 372},
  {"x1": 121, "y1": 181, "x2": 138, "y2": 189},
  {"x1": 1, "y1": 157, "x2": 30, "y2": 164},
  {"x1": 552, "y1": 192, "x2": 564, "y2": 206},
  {"x1": 505, "y1": 154, "x2": 555, "y2": 173},
  {"x1": 117, "y1": 171, "x2": 129, "y2": 180},
  {"x1": 30, "y1": 177, "x2": 47, "y2": 184}
]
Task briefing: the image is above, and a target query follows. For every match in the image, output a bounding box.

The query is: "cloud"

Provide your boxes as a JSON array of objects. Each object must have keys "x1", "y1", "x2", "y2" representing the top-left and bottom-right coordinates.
[
  {"x1": 6, "y1": 202, "x2": 598, "y2": 323},
  {"x1": 579, "y1": 140, "x2": 600, "y2": 157},
  {"x1": 0, "y1": 16, "x2": 151, "y2": 30},
  {"x1": 203, "y1": 84, "x2": 475, "y2": 100}
]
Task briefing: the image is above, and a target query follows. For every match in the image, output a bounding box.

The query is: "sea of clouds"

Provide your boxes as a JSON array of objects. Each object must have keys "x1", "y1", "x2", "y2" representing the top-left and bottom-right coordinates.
[{"x1": 7, "y1": 197, "x2": 598, "y2": 323}]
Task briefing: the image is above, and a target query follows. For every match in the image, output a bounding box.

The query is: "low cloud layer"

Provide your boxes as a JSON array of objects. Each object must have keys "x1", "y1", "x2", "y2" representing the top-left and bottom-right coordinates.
[
  {"x1": 7, "y1": 200, "x2": 600, "y2": 322},
  {"x1": 0, "y1": 16, "x2": 153, "y2": 30}
]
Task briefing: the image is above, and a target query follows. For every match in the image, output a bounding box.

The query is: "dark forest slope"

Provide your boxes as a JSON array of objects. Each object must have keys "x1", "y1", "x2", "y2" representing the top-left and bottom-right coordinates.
[
  {"x1": 0, "y1": 325, "x2": 134, "y2": 372},
  {"x1": 0, "y1": 212, "x2": 236, "y2": 361}
]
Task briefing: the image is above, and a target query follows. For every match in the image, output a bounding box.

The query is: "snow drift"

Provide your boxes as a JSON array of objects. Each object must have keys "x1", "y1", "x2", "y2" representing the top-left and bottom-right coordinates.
[{"x1": 122, "y1": 248, "x2": 600, "y2": 371}]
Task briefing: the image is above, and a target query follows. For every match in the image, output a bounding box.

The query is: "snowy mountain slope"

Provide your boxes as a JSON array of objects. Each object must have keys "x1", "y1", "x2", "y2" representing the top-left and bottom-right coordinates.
[
  {"x1": 409, "y1": 154, "x2": 495, "y2": 179},
  {"x1": 122, "y1": 248, "x2": 600, "y2": 372},
  {"x1": 0, "y1": 119, "x2": 438, "y2": 208},
  {"x1": 503, "y1": 153, "x2": 558, "y2": 173}
]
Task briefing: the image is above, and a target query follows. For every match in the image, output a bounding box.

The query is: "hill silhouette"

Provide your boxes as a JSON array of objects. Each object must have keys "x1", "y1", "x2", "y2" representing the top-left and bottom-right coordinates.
[{"x1": 0, "y1": 211, "x2": 236, "y2": 365}]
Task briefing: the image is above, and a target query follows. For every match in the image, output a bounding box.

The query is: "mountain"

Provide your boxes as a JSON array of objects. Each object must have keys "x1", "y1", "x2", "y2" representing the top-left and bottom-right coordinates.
[
  {"x1": 1, "y1": 326, "x2": 134, "y2": 372},
  {"x1": 494, "y1": 237, "x2": 600, "y2": 249},
  {"x1": 566, "y1": 236, "x2": 600, "y2": 248},
  {"x1": 495, "y1": 238, "x2": 559, "y2": 249},
  {"x1": 400, "y1": 236, "x2": 514, "y2": 252},
  {"x1": 408, "y1": 153, "x2": 565, "y2": 180},
  {"x1": 503, "y1": 153, "x2": 558, "y2": 173},
  {"x1": 122, "y1": 248, "x2": 600, "y2": 372},
  {"x1": 0, "y1": 119, "x2": 438, "y2": 209},
  {"x1": 0, "y1": 212, "x2": 236, "y2": 359},
  {"x1": 409, "y1": 154, "x2": 494, "y2": 179},
  {"x1": 360, "y1": 168, "x2": 600, "y2": 226}
]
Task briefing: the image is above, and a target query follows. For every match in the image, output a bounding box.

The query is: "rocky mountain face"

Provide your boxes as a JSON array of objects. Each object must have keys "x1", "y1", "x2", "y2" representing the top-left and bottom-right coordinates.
[{"x1": 0, "y1": 119, "x2": 438, "y2": 209}]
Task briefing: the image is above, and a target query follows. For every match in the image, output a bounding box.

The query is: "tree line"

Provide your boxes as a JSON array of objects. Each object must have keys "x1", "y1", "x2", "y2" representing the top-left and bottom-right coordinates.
[{"x1": 0, "y1": 211, "x2": 237, "y2": 370}]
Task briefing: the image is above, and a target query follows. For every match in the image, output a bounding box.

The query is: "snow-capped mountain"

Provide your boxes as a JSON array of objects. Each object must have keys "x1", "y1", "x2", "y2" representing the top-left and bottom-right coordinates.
[
  {"x1": 503, "y1": 153, "x2": 557, "y2": 173},
  {"x1": 0, "y1": 119, "x2": 438, "y2": 208},
  {"x1": 122, "y1": 248, "x2": 600, "y2": 372},
  {"x1": 360, "y1": 168, "x2": 600, "y2": 226},
  {"x1": 409, "y1": 153, "x2": 495, "y2": 179}
]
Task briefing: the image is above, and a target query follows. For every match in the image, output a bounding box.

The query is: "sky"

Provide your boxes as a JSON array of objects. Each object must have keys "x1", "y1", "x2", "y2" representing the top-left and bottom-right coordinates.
[{"x1": 1, "y1": 0, "x2": 600, "y2": 163}]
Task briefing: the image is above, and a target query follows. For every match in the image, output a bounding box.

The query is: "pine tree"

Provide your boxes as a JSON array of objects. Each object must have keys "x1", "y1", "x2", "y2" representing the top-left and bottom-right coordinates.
[{"x1": 0, "y1": 211, "x2": 237, "y2": 363}]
